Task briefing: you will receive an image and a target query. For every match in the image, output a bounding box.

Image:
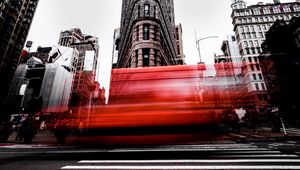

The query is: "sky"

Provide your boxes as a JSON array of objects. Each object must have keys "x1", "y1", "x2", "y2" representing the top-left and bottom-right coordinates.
[{"x1": 26, "y1": 0, "x2": 293, "y2": 92}]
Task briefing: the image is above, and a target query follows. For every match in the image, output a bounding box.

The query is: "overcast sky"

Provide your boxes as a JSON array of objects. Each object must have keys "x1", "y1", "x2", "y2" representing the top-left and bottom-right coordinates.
[{"x1": 26, "y1": 0, "x2": 293, "y2": 90}]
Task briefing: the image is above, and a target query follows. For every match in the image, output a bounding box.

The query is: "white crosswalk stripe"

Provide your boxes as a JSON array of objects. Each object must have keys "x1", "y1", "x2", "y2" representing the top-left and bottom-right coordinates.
[
  {"x1": 61, "y1": 165, "x2": 300, "y2": 170},
  {"x1": 61, "y1": 143, "x2": 300, "y2": 170}
]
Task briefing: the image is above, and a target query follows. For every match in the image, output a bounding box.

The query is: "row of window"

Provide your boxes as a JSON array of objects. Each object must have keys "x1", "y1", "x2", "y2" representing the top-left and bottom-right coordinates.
[
  {"x1": 252, "y1": 5, "x2": 300, "y2": 15},
  {"x1": 240, "y1": 24, "x2": 272, "y2": 33},
  {"x1": 239, "y1": 31, "x2": 265, "y2": 40},
  {"x1": 240, "y1": 47, "x2": 262, "y2": 55},
  {"x1": 137, "y1": 4, "x2": 157, "y2": 19},
  {"x1": 128, "y1": 49, "x2": 162, "y2": 68},
  {"x1": 244, "y1": 40, "x2": 260, "y2": 48},
  {"x1": 135, "y1": 24, "x2": 158, "y2": 41},
  {"x1": 246, "y1": 56, "x2": 259, "y2": 63},
  {"x1": 236, "y1": 14, "x2": 295, "y2": 25},
  {"x1": 248, "y1": 82, "x2": 266, "y2": 92},
  {"x1": 234, "y1": 4, "x2": 300, "y2": 17}
]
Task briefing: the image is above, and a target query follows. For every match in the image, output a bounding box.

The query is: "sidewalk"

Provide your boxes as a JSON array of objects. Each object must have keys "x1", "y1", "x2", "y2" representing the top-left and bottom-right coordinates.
[{"x1": 7, "y1": 131, "x2": 56, "y2": 145}]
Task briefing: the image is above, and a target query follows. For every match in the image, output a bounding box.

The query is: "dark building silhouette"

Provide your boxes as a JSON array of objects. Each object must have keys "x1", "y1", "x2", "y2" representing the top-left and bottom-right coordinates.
[
  {"x1": 116, "y1": 0, "x2": 180, "y2": 68},
  {"x1": 0, "y1": 0, "x2": 39, "y2": 120},
  {"x1": 260, "y1": 16, "x2": 300, "y2": 125}
]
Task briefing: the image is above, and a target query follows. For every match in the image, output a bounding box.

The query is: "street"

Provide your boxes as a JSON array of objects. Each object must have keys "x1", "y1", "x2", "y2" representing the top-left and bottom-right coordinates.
[{"x1": 1, "y1": 140, "x2": 300, "y2": 170}]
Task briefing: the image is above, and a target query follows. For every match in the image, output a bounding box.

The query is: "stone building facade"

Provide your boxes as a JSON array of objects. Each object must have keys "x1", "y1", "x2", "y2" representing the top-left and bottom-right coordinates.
[
  {"x1": 0, "y1": 0, "x2": 39, "y2": 119},
  {"x1": 116, "y1": 0, "x2": 179, "y2": 68},
  {"x1": 230, "y1": 0, "x2": 300, "y2": 110}
]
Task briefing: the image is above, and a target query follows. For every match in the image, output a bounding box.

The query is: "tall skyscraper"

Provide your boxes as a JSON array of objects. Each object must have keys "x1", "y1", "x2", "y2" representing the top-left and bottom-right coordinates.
[
  {"x1": 116, "y1": 0, "x2": 179, "y2": 68},
  {"x1": 58, "y1": 28, "x2": 100, "y2": 106},
  {"x1": 230, "y1": 0, "x2": 300, "y2": 110},
  {"x1": 0, "y1": 0, "x2": 39, "y2": 119}
]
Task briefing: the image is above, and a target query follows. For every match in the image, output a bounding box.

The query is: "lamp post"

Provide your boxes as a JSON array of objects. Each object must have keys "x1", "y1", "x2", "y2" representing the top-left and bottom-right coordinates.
[{"x1": 195, "y1": 35, "x2": 218, "y2": 63}]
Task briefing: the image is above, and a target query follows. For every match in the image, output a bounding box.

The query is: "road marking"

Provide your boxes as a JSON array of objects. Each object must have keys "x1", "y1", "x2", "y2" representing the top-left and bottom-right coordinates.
[
  {"x1": 78, "y1": 159, "x2": 300, "y2": 163},
  {"x1": 213, "y1": 154, "x2": 298, "y2": 158},
  {"x1": 61, "y1": 165, "x2": 300, "y2": 169},
  {"x1": 109, "y1": 149, "x2": 277, "y2": 153}
]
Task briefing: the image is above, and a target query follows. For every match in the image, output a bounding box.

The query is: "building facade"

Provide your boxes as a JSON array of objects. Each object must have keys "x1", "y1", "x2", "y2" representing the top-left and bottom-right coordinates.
[
  {"x1": 116, "y1": 0, "x2": 179, "y2": 68},
  {"x1": 0, "y1": 0, "x2": 39, "y2": 119},
  {"x1": 112, "y1": 28, "x2": 121, "y2": 69},
  {"x1": 6, "y1": 58, "x2": 73, "y2": 115},
  {"x1": 58, "y1": 28, "x2": 100, "y2": 106},
  {"x1": 175, "y1": 24, "x2": 185, "y2": 65},
  {"x1": 230, "y1": 0, "x2": 300, "y2": 111}
]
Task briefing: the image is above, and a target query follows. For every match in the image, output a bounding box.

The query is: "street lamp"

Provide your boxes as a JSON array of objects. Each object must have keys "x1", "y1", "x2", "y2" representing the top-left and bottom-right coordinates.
[{"x1": 195, "y1": 34, "x2": 218, "y2": 63}]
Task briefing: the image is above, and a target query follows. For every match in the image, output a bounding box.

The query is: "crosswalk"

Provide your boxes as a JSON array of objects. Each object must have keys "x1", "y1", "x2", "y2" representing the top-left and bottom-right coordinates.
[{"x1": 61, "y1": 143, "x2": 300, "y2": 170}]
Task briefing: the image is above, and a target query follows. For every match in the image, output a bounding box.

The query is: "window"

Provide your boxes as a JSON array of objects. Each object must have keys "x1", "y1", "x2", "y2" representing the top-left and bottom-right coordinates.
[
  {"x1": 259, "y1": 32, "x2": 264, "y2": 38},
  {"x1": 283, "y1": 5, "x2": 291, "y2": 13},
  {"x1": 246, "y1": 49, "x2": 250, "y2": 55},
  {"x1": 263, "y1": 7, "x2": 270, "y2": 14},
  {"x1": 143, "y1": 49, "x2": 150, "y2": 67},
  {"x1": 254, "y1": 40, "x2": 259, "y2": 47},
  {"x1": 257, "y1": 25, "x2": 261, "y2": 31},
  {"x1": 245, "y1": 26, "x2": 249, "y2": 32},
  {"x1": 135, "y1": 50, "x2": 139, "y2": 66},
  {"x1": 138, "y1": 5, "x2": 140, "y2": 17},
  {"x1": 258, "y1": 73, "x2": 263, "y2": 80},
  {"x1": 255, "y1": 83, "x2": 260, "y2": 91},
  {"x1": 253, "y1": 74, "x2": 257, "y2": 80},
  {"x1": 262, "y1": 25, "x2": 267, "y2": 30},
  {"x1": 264, "y1": 17, "x2": 269, "y2": 22},
  {"x1": 248, "y1": 57, "x2": 252, "y2": 62},
  {"x1": 244, "y1": 41, "x2": 248, "y2": 47},
  {"x1": 136, "y1": 26, "x2": 139, "y2": 41},
  {"x1": 144, "y1": 4, "x2": 150, "y2": 16},
  {"x1": 143, "y1": 24, "x2": 149, "y2": 40},
  {"x1": 153, "y1": 6, "x2": 156, "y2": 18},
  {"x1": 253, "y1": 8, "x2": 261, "y2": 15},
  {"x1": 261, "y1": 83, "x2": 266, "y2": 91},
  {"x1": 153, "y1": 26, "x2": 158, "y2": 41},
  {"x1": 257, "y1": 48, "x2": 261, "y2": 53},
  {"x1": 246, "y1": 33, "x2": 250, "y2": 39},
  {"x1": 177, "y1": 45, "x2": 180, "y2": 55},
  {"x1": 249, "y1": 41, "x2": 253, "y2": 47},
  {"x1": 231, "y1": 36, "x2": 236, "y2": 41},
  {"x1": 273, "y1": 6, "x2": 280, "y2": 13},
  {"x1": 250, "y1": 65, "x2": 255, "y2": 71},
  {"x1": 294, "y1": 5, "x2": 300, "y2": 12}
]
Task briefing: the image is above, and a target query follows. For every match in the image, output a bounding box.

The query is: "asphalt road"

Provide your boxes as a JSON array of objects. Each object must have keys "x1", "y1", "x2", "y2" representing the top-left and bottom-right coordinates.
[{"x1": 0, "y1": 141, "x2": 300, "y2": 170}]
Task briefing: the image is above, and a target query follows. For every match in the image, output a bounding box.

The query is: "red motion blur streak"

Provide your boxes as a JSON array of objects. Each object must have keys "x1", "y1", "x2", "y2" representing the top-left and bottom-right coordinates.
[
  {"x1": 75, "y1": 64, "x2": 239, "y2": 128},
  {"x1": 68, "y1": 64, "x2": 246, "y2": 144}
]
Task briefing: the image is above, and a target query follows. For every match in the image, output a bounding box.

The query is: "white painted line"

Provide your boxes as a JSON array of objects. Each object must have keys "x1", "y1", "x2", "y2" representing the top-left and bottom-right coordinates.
[
  {"x1": 78, "y1": 159, "x2": 300, "y2": 163},
  {"x1": 214, "y1": 154, "x2": 298, "y2": 158},
  {"x1": 61, "y1": 165, "x2": 300, "y2": 169},
  {"x1": 110, "y1": 148, "x2": 273, "y2": 152},
  {"x1": 158, "y1": 144, "x2": 258, "y2": 148}
]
